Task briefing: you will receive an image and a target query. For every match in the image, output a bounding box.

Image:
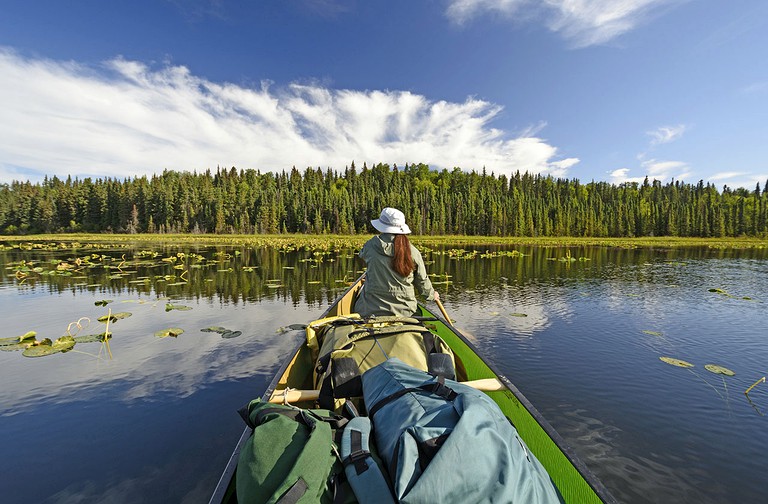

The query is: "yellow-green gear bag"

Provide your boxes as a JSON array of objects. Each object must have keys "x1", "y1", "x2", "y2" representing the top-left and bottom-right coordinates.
[{"x1": 308, "y1": 316, "x2": 455, "y2": 410}]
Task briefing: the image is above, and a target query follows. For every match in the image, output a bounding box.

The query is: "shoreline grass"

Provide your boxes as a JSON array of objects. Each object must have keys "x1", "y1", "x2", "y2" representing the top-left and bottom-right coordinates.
[{"x1": 1, "y1": 233, "x2": 767, "y2": 249}]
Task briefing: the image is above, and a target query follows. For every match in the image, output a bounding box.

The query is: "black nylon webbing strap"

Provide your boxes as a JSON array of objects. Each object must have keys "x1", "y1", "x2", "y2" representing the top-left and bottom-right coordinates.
[
  {"x1": 342, "y1": 430, "x2": 371, "y2": 475},
  {"x1": 318, "y1": 373, "x2": 335, "y2": 410},
  {"x1": 276, "y1": 477, "x2": 308, "y2": 504},
  {"x1": 367, "y1": 379, "x2": 458, "y2": 418}
]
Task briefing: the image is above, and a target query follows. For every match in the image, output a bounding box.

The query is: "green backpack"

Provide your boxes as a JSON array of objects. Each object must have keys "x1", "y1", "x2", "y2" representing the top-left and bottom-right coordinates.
[{"x1": 236, "y1": 399, "x2": 355, "y2": 504}]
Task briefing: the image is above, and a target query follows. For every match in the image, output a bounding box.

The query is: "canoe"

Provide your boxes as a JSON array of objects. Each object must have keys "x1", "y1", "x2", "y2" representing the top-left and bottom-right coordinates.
[{"x1": 209, "y1": 275, "x2": 617, "y2": 503}]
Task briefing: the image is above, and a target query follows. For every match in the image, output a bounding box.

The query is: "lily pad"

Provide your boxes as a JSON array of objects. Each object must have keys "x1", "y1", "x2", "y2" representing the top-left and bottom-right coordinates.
[
  {"x1": 509, "y1": 313, "x2": 528, "y2": 318},
  {"x1": 73, "y1": 332, "x2": 112, "y2": 343},
  {"x1": 155, "y1": 328, "x2": 184, "y2": 338},
  {"x1": 22, "y1": 338, "x2": 55, "y2": 357},
  {"x1": 98, "y1": 312, "x2": 132, "y2": 323},
  {"x1": 52, "y1": 336, "x2": 76, "y2": 353},
  {"x1": 660, "y1": 356, "x2": 694, "y2": 368},
  {"x1": 704, "y1": 364, "x2": 735, "y2": 376},
  {"x1": 201, "y1": 326, "x2": 228, "y2": 333},
  {"x1": 642, "y1": 330, "x2": 663, "y2": 336},
  {"x1": 23, "y1": 345, "x2": 55, "y2": 357},
  {"x1": 165, "y1": 303, "x2": 193, "y2": 312},
  {"x1": 94, "y1": 300, "x2": 113, "y2": 306},
  {"x1": 220, "y1": 330, "x2": 242, "y2": 339},
  {"x1": 1, "y1": 341, "x2": 32, "y2": 352},
  {"x1": 1, "y1": 331, "x2": 37, "y2": 346}
]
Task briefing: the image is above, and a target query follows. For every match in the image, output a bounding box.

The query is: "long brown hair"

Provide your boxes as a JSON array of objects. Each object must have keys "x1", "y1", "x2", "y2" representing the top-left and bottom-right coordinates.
[{"x1": 392, "y1": 234, "x2": 414, "y2": 277}]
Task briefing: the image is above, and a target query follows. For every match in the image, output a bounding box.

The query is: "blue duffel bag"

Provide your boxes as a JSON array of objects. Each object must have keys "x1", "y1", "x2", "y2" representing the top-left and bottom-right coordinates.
[{"x1": 360, "y1": 358, "x2": 562, "y2": 504}]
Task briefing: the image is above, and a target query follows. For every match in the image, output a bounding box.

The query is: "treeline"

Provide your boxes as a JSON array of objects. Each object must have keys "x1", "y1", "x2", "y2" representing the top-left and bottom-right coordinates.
[{"x1": 1, "y1": 163, "x2": 767, "y2": 237}]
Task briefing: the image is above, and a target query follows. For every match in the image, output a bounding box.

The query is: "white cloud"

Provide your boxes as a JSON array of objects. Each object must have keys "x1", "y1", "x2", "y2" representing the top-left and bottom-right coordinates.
[
  {"x1": 608, "y1": 158, "x2": 691, "y2": 185},
  {"x1": 647, "y1": 124, "x2": 687, "y2": 145},
  {"x1": 0, "y1": 49, "x2": 576, "y2": 183},
  {"x1": 709, "y1": 171, "x2": 767, "y2": 191},
  {"x1": 709, "y1": 171, "x2": 748, "y2": 182},
  {"x1": 445, "y1": 0, "x2": 679, "y2": 48}
]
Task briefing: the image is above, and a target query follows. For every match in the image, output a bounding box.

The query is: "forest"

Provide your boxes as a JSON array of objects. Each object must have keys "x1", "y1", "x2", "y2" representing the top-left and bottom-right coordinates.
[{"x1": 1, "y1": 162, "x2": 767, "y2": 237}]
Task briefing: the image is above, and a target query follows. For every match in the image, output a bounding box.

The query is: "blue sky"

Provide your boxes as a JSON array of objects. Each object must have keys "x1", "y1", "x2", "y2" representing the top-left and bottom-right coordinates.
[{"x1": 1, "y1": 0, "x2": 766, "y2": 190}]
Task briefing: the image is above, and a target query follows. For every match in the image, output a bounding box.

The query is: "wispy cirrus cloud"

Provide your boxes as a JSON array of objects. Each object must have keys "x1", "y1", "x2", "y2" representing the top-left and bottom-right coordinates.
[
  {"x1": 647, "y1": 124, "x2": 687, "y2": 145},
  {"x1": 709, "y1": 171, "x2": 766, "y2": 191},
  {"x1": 446, "y1": 0, "x2": 680, "y2": 48},
  {"x1": 0, "y1": 48, "x2": 576, "y2": 183}
]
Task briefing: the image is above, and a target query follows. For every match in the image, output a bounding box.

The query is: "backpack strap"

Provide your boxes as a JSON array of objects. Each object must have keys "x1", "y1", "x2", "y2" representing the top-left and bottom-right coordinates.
[
  {"x1": 341, "y1": 417, "x2": 396, "y2": 504},
  {"x1": 275, "y1": 478, "x2": 309, "y2": 504},
  {"x1": 367, "y1": 376, "x2": 458, "y2": 418}
]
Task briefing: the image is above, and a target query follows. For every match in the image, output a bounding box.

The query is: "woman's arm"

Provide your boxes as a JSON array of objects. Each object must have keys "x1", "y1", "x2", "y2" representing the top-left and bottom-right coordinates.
[{"x1": 411, "y1": 247, "x2": 436, "y2": 300}]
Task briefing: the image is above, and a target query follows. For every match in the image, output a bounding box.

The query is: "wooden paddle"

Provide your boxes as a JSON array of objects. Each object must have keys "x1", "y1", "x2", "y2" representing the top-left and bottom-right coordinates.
[
  {"x1": 269, "y1": 377, "x2": 505, "y2": 404},
  {"x1": 434, "y1": 296, "x2": 452, "y2": 324}
]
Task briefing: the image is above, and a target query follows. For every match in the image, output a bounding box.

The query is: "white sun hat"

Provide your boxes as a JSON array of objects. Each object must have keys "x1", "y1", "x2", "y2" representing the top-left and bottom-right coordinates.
[{"x1": 371, "y1": 207, "x2": 411, "y2": 234}]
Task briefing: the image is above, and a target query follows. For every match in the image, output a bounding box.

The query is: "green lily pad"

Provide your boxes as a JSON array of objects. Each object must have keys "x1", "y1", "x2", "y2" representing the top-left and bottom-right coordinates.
[
  {"x1": 660, "y1": 356, "x2": 694, "y2": 368},
  {"x1": 52, "y1": 336, "x2": 76, "y2": 353},
  {"x1": 220, "y1": 330, "x2": 242, "y2": 339},
  {"x1": 1, "y1": 341, "x2": 32, "y2": 352},
  {"x1": 98, "y1": 312, "x2": 132, "y2": 323},
  {"x1": 73, "y1": 332, "x2": 112, "y2": 343},
  {"x1": 165, "y1": 303, "x2": 192, "y2": 312},
  {"x1": 22, "y1": 338, "x2": 54, "y2": 357},
  {"x1": 155, "y1": 328, "x2": 184, "y2": 338},
  {"x1": 201, "y1": 326, "x2": 229, "y2": 333},
  {"x1": 1, "y1": 331, "x2": 37, "y2": 346},
  {"x1": 94, "y1": 300, "x2": 113, "y2": 307},
  {"x1": 704, "y1": 364, "x2": 735, "y2": 376},
  {"x1": 509, "y1": 313, "x2": 528, "y2": 318},
  {"x1": 643, "y1": 330, "x2": 663, "y2": 336}
]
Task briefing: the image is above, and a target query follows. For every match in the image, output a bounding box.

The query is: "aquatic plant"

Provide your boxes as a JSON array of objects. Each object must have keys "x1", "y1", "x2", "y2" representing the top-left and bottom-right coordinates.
[
  {"x1": 165, "y1": 303, "x2": 192, "y2": 311},
  {"x1": 201, "y1": 326, "x2": 242, "y2": 338},
  {"x1": 659, "y1": 356, "x2": 694, "y2": 368},
  {"x1": 155, "y1": 328, "x2": 185, "y2": 338},
  {"x1": 704, "y1": 364, "x2": 735, "y2": 376}
]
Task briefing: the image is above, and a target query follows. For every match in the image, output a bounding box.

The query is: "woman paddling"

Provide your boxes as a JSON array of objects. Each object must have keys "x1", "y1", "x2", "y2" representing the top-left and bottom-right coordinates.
[{"x1": 354, "y1": 207, "x2": 439, "y2": 318}]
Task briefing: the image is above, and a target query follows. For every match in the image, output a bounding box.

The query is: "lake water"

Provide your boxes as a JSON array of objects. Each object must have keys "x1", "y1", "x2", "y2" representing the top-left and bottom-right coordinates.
[{"x1": 1, "y1": 241, "x2": 766, "y2": 503}]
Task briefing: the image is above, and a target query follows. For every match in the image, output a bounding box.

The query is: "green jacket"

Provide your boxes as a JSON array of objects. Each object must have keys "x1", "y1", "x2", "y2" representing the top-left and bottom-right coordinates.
[{"x1": 354, "y1": 234, "x2": 435, "y2": 317}]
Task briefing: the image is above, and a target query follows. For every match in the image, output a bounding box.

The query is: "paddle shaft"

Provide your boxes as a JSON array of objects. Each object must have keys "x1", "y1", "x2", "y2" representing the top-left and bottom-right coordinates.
[
  {"x1": 269, "y1": 377, "x2": 505, "y2": 404},
  {"x1": 434, "y1": 297, "x2": 452, "y2": 323}
]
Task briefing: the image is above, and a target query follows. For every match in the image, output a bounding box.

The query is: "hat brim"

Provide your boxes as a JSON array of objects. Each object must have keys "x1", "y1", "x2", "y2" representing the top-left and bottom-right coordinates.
[{"x1": 371, "y1": 219, "x2": 411, "y2": 235}]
